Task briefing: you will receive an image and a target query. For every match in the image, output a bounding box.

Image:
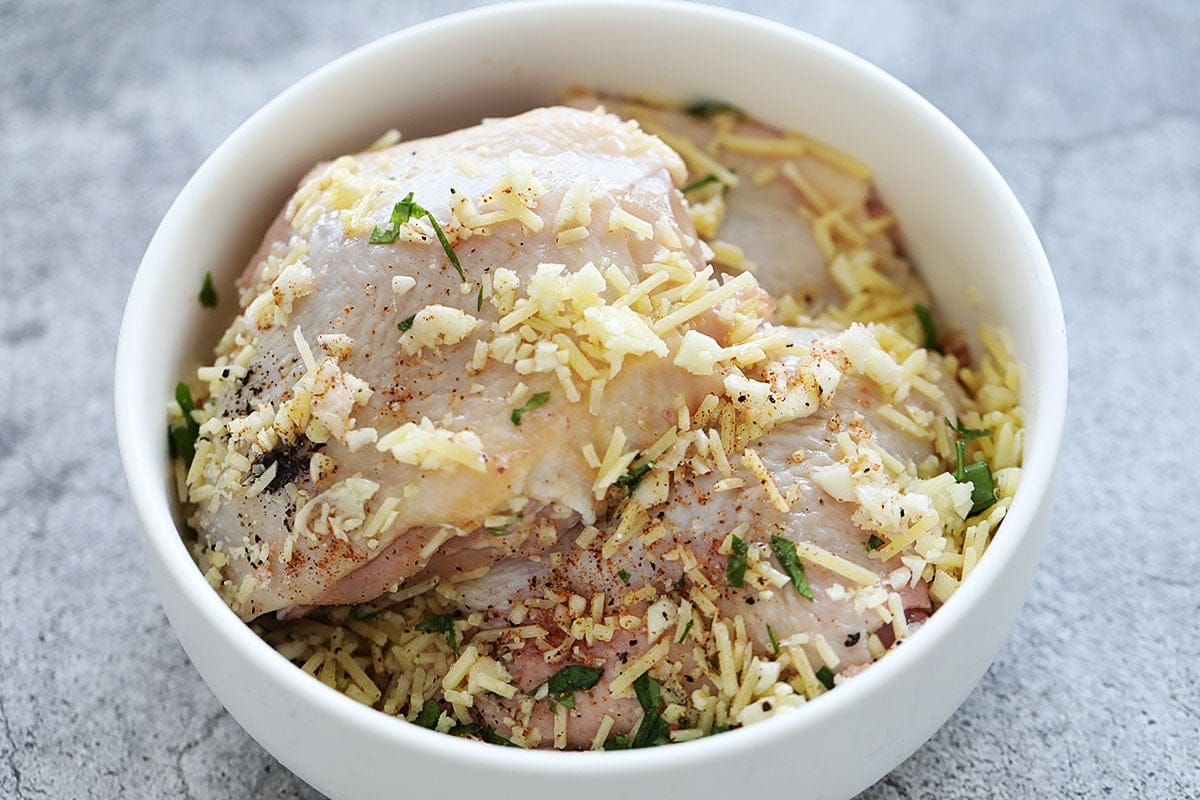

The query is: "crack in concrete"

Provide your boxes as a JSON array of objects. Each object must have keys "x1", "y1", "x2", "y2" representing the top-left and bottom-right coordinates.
[
  {"x1": 1032, "y1": 148, "x2": 1067, "y2": 233},
  {"x1": 0, "y1": 693, "x2": 31, "y2": 800},
  {"x1": 981, "y1": 109, "x2": 1200, "y2": 151},
  {"x1": 1001, "y1": 109, "x2": 1200, "y2": 233},
  {"x1": 1, "y1": 505, "x2": 48, "y2": 584},
  {"x1": 173, "y1": 708, "x2": 226, "y2": 800}
]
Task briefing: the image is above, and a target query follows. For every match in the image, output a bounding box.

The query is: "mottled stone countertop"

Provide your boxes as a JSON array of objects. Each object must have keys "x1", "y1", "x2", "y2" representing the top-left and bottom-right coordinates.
[{"x1": 2, "y1": 1, "x2": 1197, "y2": 797}]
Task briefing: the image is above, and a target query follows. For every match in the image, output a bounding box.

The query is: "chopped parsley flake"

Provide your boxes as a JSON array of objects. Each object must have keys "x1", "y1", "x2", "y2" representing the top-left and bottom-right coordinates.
[
  {"x1": 348, "y1": 605, "x2": 377, "y2": 621},
  {"x1": 957, "y1": 447, "x2": 997, "y2": 516},
  {"x1": 415, "y1": 612, "x2": 458, "y2": 652},
  {"x1": 175, "y1": 382, "x2": 198, "y2": 427},
  {"x1": 448, "y1": 721, "x2": 516, "y2": 746},
  {"x1": 678, "y1": 619, "x2": 694, "y2": 644},
  {"x1": 198, "y1": 271, "x2": 218, "y2": 308},
  {"x1": 945, "y1": 417, "x2": 990, "y2": 440},
  {"x1": 680, "y1": 174, "x2": 720, "y2": 194},
  {"x1": 914, "y1": 303, "x2": 941, "y2": 353},
  {"x1": 770, "y1": 535, "x2": 813, "y2": 600},
  {"x1": 614, "y1": 461, "x2": 652, "y2": 491},
  {"x1": 370, "y1": 191, "x2": 465, "y2": 281},
  {"x1": 947, "y1": 420, "x2": 997, "y2": 516},
  {"x1": 683, "y1": 98, "x2": 742, "y2": 118},
  {"x1": 485, "y1": 525, "x2": 510, "y2": 537},
  {"x1": 767, "y1": 624, "x2": 781, "y2": 656},
  {"x1": 816, "y1": 666, "x2": 836, "y2": 691},
  {"x1": 510, "y1": 391, "x2": 550, "y2": 425},
  {"x1": 631, "y1": 672, "x2": 671, "y2": 747},
  {"x1": 476, "y1": 284, "x2": 484, "y2": 312},
  {"x1": 618, "y1": 569, "x2": 631, "y2": 585},
  {"x1": 414, "y1": 698, "x2": 441, "y2": 729},
  {"x1": 725, "y1": 535, "x2": 748, "y2": 588},
  {"x1": 541, "y1": 664, "x2": 605, "y2": 709},
  {"x1": 397, "y1": 314, "x2": 415, "y2": 333},
  {"x1": 168, "y1": 382, "x2": 200, "y2": 465},
  {"x1": 168, "y1": 424, "x2": 194, "y2": 466},
  {"x1": 865, "y1": 534, "x2": 885, "y2": 551},
  {"x1": 483, "y1": 728, "x2": 517, "y2": 747},
  {"x1": 448, "y1": 722, "x2": 479, "y2": 737}
]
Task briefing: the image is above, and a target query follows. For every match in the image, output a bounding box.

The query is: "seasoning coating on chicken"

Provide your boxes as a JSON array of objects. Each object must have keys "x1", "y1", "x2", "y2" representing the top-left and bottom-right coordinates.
[
  {"x1": 188, "y1": 97, "x2": 1025, "y2": 751},
  {"x1": 446, "y1": 326, "x2": 966, "y2": 747},
  {"x1": 182, "y1": 106, "x2": 782, "y2": 619},
  {"x1": 565, "y1": 91, "x2": 930, "y2": 314}
]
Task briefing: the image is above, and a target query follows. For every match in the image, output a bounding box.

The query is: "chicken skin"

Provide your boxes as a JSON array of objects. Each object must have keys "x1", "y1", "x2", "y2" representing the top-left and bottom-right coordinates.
[
  {"x1": 446, "y1": 326, "x2": 964, "y2": 746},
  {"x1": 183, "y1": 106, "x2": 776, "y2": 619}
]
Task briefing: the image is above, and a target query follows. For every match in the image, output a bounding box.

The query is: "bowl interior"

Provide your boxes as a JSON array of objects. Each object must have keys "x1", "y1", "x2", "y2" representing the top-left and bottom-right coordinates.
[{"x1": 115, "y1": 2, "x2": 1066, "y2": 798}]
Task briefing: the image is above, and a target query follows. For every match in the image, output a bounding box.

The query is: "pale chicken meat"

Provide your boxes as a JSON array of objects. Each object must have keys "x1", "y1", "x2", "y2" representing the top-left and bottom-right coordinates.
[
  {"x1": 445, "y1": 326, "x2": 964, "y2": 747},
  {"x1": 183, "y1": 106, "x2": 775, "y2": 619},
  {"x1": 185, "y1": 97, "x2": 1020, "y2": 750},
  {"x1": 566, "y1": 91, "x2": 930, "y2": 313}
]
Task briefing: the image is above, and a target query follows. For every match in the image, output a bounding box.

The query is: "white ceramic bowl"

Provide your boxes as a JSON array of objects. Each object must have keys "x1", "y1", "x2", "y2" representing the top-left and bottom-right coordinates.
[{"x1": 115, "y1": 2, "x2": 1067, "y2": 798}]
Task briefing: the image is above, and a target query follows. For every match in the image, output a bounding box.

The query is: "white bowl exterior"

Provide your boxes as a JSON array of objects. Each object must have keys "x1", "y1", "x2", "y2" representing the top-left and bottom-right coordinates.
[{"x1": 116, "y1": 3, "x2": 1067, "y2": 799}]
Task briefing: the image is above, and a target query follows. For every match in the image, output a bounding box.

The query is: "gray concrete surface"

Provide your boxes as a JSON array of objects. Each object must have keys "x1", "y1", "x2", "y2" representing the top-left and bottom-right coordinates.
[{"x1": 2, "y1": 1, "x2": 1197, "y2": 797}]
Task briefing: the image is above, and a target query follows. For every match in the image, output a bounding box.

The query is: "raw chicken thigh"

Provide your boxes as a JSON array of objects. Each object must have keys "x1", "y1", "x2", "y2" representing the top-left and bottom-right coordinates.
[
  {"x1": 181, "y1": 97, "x2": 1018, "y2": 750},
  {"x1": 184, "y1": 106, "x2": 773, "y2": 619},
  {"x1": 448, "y1": 326, "x2": 965, "y2": 746},
  {"x1": 565, "y1": 91, "x2": 930, "y2": 312}
]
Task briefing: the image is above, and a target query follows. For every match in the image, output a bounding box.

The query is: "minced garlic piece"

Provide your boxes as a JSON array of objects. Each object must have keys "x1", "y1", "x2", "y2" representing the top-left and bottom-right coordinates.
[
  {"x1": 398, "y1": 305, "x2": 480, "y2": 355},
  {"x1": 376, "y1": 418, "x2": 487, "y2": 473}
]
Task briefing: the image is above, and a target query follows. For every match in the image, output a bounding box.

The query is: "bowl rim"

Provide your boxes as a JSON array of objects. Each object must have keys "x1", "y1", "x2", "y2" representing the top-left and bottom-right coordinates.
[{"x1": 114, "y1": 0, "x2": 1068, "y2": 776}]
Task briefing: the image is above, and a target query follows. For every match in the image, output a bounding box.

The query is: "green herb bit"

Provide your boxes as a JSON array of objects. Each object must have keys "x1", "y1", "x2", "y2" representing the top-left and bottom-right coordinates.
[
  {"x1": 945, "y1": 417, "x2": 990, "y2": 440},
  {"x1": 476, "y1": 284, "x2": 484, "y2": 312},
  {"x1": 962, "y1": 458, "x2": 997, "y2": 516},
  {"x1": 510, "y1": 391, "x2": 551, "y2": 425},
  {"x1": 603, "y1": 733, "x2": 632, "y2": 750},
  {"x1": 544, "y1": 664, "x2": 605, "y2": 709},
  {"x1": 680, "y1": 174, "x2": 720, "y2": 194},
  {"x1": 370, "y1": 192, "x2": 465, "y2": 281},
  {"x1": 678, "y1": 619, "x2": 694, "y2": 644},
  {"x1": 815, "y1": 666, "x2": 836, "y2": 691},
  {"x1": 725, "y1": 535, "x2": 748, "y2": 588},
  {"x1": 767, "y1": 624, "x2": 781, "y2": 656},
  {"x1": 370, "y1": 193, "x2": 419, "y2": 244},
  {"x1": 634, "y1": 671, "x2": 660, "y2": 715},
  {"x1": 397, "y1": 314, "x2": 415, "y2": 333},
  {"x1": 348, "y1": 604, "x2": 377, "y2": 621},
  {"x1": 770, "y1": 535, "x2": 813, "y2": 600},
  {"x1": 485, "y1": 525, "x2": 511, "y2": 537},
  {"x1": 448, "y1": 722, "x2": 516, "y2": 746},
  {"x1": 168, "y1": 424, "x2": 193, "y2": 464},
  {"x1": 953, "y1": 438, "x2": 997, "y2": 516},
  {"x1": 631, "y1": 672, "x2": 671, "y2": 748},
  {"x1": 198, "y1": 271, "x2": 218, "y2": 308},
  {"x1": 427, "y1": 209, "x2": 466, "y2": 281},
  {"x1": 708, "y1": 723, "x2": 734, "y2": 736},
  {"x1": 865, "y1": 534, "x2": 885, "y2": 552},
  {"x1": 614, "y1": 461, "x2": 652, "y2": 491},
  {"x1": 169, "y1": 381, "x2": 201, "y2": 465},
  {"x1": 914, "y1": 303, "x2": 941, "y2": 353},
  {"x1": 175, "y1": 381, "x2": 198, "y2": 425},
  {"x1": 415, "y1": 612, "x2": 458, "y2": 652},
  {"x1": 683, "y1": 98, "x2": 742, "y2": 119},
  {"x1": 414, "y1": 698, "x2": 442, "y2": 729},
  {"x1": 484, "y1": 728, "x2": 517, "y2": 747},
  {"x1": 618, "y1": 569, "x2": 631, "y2": 585}
]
